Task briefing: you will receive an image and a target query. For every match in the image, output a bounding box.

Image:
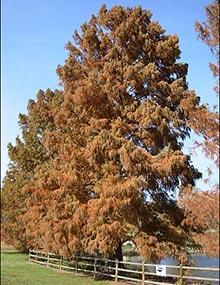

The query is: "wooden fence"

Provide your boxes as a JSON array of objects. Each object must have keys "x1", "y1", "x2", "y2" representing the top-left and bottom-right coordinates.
[{"x1": 29, "y1": 249, "x2": 219, "y2": 284}]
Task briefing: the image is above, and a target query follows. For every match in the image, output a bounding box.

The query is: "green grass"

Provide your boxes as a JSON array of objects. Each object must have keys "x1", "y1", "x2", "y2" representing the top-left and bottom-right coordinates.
[{"x1": 1, "y1": 250, "x2": 117, "y2": 285}]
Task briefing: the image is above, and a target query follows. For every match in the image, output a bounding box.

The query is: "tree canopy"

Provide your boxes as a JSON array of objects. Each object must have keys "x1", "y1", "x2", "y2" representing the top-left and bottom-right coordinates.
[
  {"x1": 179, "y1": 187, "x2": 219, "y2": 257},
  {"x1": 195, "y1": 0, "x2": 219, "y2": 94},
  {"x1": 1, "y1": 89, "x2": 63, "y2": 250},
  {"x1": 192, "y1": 0, "x2": 219, "y2": 165},
  {"x1": 1, "y1": 5, "x2": 218, "y2": 262}
]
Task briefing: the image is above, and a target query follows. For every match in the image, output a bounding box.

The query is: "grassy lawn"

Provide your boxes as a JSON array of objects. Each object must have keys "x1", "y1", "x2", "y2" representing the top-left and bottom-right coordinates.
[{"x1": 1, "y1": 250, "x2": 118, "y2": 285}]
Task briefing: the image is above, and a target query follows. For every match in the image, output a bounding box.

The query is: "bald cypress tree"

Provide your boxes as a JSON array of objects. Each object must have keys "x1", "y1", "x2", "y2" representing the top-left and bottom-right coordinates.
[
  {"x1": 22, "y1": 5, "x2": 203, "y2": 262},
  {"x1": 22, "y1": 101, "x2": 91, "y2": 256},
  {"x1": 192, "y1": 0, "x2": 219, "y2": 165},
  {"x1": 195, "y1": 0, "x2": 219, "y2": 93},
  {"x1": 1, "y1": 89, "x2": 63, "y2": 250},
  {"x1": 179, "y1": 188, "x2": 219, "y2": 257},
  {"x1": 4, "y1": 5, "x2": 213, "y2": 263}
]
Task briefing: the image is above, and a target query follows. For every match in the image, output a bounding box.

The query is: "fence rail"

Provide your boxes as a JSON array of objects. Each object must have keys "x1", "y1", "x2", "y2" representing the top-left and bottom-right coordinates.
[{"x1": 29, "y1": 249, "x2": 219, "y2": 284}]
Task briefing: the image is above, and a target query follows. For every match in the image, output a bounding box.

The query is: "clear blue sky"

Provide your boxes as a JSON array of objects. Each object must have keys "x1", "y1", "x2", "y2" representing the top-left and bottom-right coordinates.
[{"x1": 1, "y1": 0, "x2": 218, "y2": 188}]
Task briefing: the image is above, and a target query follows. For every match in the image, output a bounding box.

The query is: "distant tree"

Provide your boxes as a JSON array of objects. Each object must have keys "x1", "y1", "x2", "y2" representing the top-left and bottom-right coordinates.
[
  {"x1": 189, "y1": 1, "x2": 219, "y2": 257},
  {"x1": 190, "y1": 0, "x2": 219, "y2": 165},
  {"x1": 179, "y1": 188, "x2": 219, "y2": 257},
  {"x1": 1, "y1": 165, "x2": 28, "y2": 251},
  {"x1": 1, "y1": 89, "x2": 63, "y2": 250},
  {"x1": 195, "y1": 0, "x2": 219, "y2": 94}
]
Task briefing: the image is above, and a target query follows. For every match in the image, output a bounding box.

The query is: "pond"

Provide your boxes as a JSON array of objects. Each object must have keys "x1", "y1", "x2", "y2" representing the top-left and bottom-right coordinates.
[
  {"x1": 124, "y1": 254, "x2": 219, "y2": 283},
  {"x1": 160, "y1": 254, "x2": 219, "y2": 282}
]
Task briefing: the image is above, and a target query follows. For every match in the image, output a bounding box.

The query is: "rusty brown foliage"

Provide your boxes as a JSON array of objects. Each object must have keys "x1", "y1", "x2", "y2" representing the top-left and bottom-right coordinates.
[
  {"x1": 20, "y1": 6, "x2": 203, "y2": 262},
  {"x1": 179, "y1": 188, "x2": 219, "y2": 257},
  {"x1": 195, "y1": 0, "x2": 219, "y2": 92},
  {"x1": 1, "y1": 89, "x2": 63, "y2": 251},
  {"x1": 2, "y1": 5, "x2": 218, "y2": 262},
  {"x1": 192, "y1": 0, "x2": 219, "y2": 165}
]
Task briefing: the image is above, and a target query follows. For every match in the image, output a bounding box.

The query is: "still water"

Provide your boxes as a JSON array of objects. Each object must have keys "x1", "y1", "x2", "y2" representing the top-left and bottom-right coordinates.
[
  {"x1": 124, "y1": 254, "x2": 219, "y2": 282},
  {"x1": 160, "y1": 254, "x2": 219, "y2": 281}
]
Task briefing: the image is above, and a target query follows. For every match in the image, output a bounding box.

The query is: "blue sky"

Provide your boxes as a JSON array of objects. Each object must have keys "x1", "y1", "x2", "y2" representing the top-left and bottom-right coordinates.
[{"x1": 1, "y1": 0, "x2": 218, "y2": 187}]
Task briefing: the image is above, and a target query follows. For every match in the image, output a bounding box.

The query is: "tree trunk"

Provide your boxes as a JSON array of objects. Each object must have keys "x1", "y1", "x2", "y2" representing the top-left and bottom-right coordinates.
[
  {"x1": 107, "y1": 242, "x2": 124, "y2": 268},
  {"x1": 115, "y1": 242, "x2": 124, "y2": 268},
  {"x1": 115, "y1": 242, "x2": 123, "y2": 261}
]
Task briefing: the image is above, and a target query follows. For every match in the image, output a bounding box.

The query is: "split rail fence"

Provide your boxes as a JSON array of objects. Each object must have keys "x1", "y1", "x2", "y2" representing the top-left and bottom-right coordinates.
[{"x1": 29, "y1": 249, "x2": 219, "y2": 284}]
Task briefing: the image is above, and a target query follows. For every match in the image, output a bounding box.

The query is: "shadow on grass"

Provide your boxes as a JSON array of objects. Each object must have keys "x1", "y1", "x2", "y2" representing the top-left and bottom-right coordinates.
[{"x1": 1, "y1": 251, "x2": 25, "y2": 255}]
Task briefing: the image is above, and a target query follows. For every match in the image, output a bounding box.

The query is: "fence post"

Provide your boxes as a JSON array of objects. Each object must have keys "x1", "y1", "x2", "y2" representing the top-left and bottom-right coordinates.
[
  {"x1": 115, "y1": 259, "x2": 119, "y2": 282},
  {"x1": 59, "y1": 256, "x2": 62, "y2": 271},
  {"x1": 75, "y1": 256, "x2": 78, "y2": 273},
  {"x1": 179, "y1": 264, "x2": 184, "y2": 285},
  {"x1": 47, "y1": 253, "x2": 49, "y2": 267},
  {"x1": 94, "y1": 258, "x2": 97, "y2": 278},
  {"x1": 142, "y1": 261, "x2": 145, "y2": 285}
]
